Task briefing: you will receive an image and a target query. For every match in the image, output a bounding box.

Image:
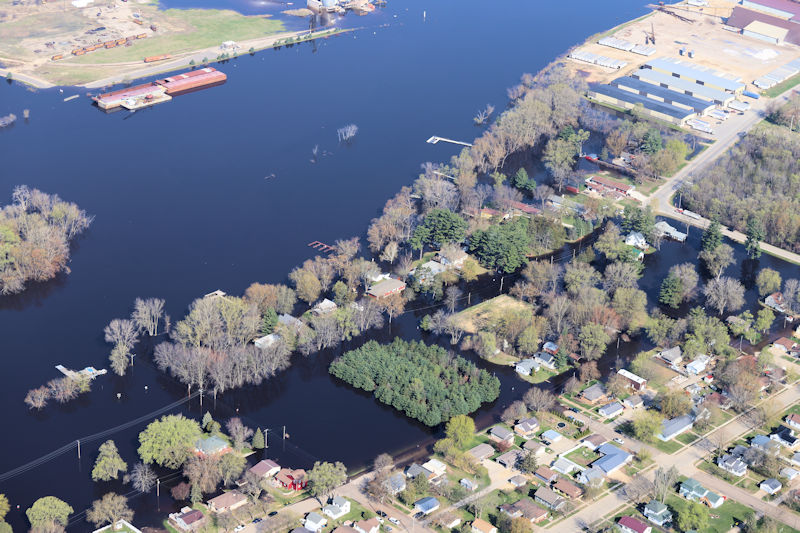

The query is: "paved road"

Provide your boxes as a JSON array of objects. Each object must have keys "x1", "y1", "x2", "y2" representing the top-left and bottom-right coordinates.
[{"x1": 557, "y1": 382, "x2": 800, "y2": 532}]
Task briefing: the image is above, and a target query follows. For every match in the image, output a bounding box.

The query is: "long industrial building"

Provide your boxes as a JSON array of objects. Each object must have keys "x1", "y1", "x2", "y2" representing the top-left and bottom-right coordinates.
[
  {"x1": 643, "y1": 57, "x2": 745, "y2": 94},
  {"x1": 631, "y1": 68, "x2": 735, "y2": 105},
  {"x1": 587, "y1": 84, "x2": 697, "y2": 125},
  {"x1": 610, "y1": 77, "x2": 717, "y2": 114},
  {"x1": 726, "y1": 6, "x2": 800, "y2": 46}
]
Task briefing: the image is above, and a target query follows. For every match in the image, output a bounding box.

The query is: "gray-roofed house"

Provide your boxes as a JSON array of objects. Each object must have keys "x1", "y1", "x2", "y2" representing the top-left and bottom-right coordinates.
[
  {"x1": 322, "y1": 497, "x2": 351, "y2": 520},
  {"x1": 523, "y1": 440, "x2": 545, "y2": 455},
  {"x1": 792, "y1": 452, "x2": 800, "y2": 466},
  {"x1": 534, "y1": 351, "x2": 556, "y2": 370},
  {"x1": 515, "y1": 358, "x2": 540, "y2": 376},
  {"x1": 658, "y1": 415, "x2": 694, "y2": 441},
  {"x1": 541, "y1": 430, "x2": 562, "y2": 444},
  {"x1": 534, "y1": 486, "x2": 565, "y2": 511},
  {"x1": 194, "y1": 435, "x2": 232, "y2": 456},
  {"x1": 552, "y1": 457, "x2": 579, "y2": 475},
  {"x1": 659, "y1": 346, "x2": 683, "y2": 366},
  {"x1": 404, "y1": 464, "x2": 433, "y2": 479},
  {"x1": 489, "y1": 426, "x2": 515, "y2": 445},
  {"x1": 593, "y1": 443, "x2": 632, "y2": 475},
  {"x1": 312, "y1": 299, "x2": 338, "y2": 316},
  {"x1": 643, "y1": 500, "x2": 672, "y2": 527},
  {"x1": 761, "y1": 478, "x2": 782, "y2": 495},
  {"x1": 414, "y1": 497, "x2": 440, "y2": 515},
  {"x1": 385, "y1": 473, "x2": 406, "y2": 495},
  {"x1": 598, "y1": 401, "x2": 624, "y2": 419},
  {"x1": 304, "y1": 512, "x2": 327, "y2": 532},
  {"x1": 469, "y1": 443, "x2": 495, "y2": 461},
  {"x1": 508, "y1": 475, "x2": 527, "y2": 488},
  {"x1": 623, "y1": 395, "x2": 643, "y2": 409},
  {"x1": 514, "y1": 417, "x2": 539, "y2": 438},
  {"x1": 581, "y1": 383, "x2": 607, "y2": 404},
  {"x1": 782, "y1": 467, "x2": 800, "y2": 481},
  {"x1": 577, "y1": 466, "x2": 606, "y2": 485},
  {"x1": 496, "y1": 450, "x2": 522, "y2": 470},
  {"x1": 717, "y1": 454, "x2": 747, "y2": 477},
  {"x1": 752, "y1": 434, "x2": 781, "y2": 456},
  {"x1": 461, "y1": 478, "x2": 479, "y2": 491}
]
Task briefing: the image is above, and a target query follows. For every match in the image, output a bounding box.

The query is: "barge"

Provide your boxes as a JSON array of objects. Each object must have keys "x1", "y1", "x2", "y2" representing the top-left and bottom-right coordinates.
[{"x1": 93, "y1": 67, "x2": 226, "y2": 110}]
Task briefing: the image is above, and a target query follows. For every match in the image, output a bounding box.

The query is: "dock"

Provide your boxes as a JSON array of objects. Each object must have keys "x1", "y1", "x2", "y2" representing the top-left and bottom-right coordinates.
[
  {"x1": 308, "y1": 241, "x2": 335, "y2": 253},
  {"x1": 119, "y1": 92, "x2": 172, "y2": 110},
  {"x1": 55, "y1": 365, "x2": 107, "y2": 380},
  {"x1": 426, "y1": 136, "x2": 473, "y2": 147}
]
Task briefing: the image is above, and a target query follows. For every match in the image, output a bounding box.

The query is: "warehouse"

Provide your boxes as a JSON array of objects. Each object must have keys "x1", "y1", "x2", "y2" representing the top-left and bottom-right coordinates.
[
  {"x1": 631, "y1": 68, "x2": 734, "y2": 105},
  {"x1": 741, "y1": 0, "x2": 800, "y2": 21},
  {"x1": 743, "y1": 19, "x2": 790, "y2": 44},
  {"x1": 726, "y1": 6, "x2": 800, "y2": 46},
  {"x1": 610, "y1": 76, "x2": 717, "y2": 114},
  {"x1": 588, "y1": 84, "x2": 697, "y2": 125},
  {"x1": 644, "y1": 57, "x2": 745, "y2": 94}
]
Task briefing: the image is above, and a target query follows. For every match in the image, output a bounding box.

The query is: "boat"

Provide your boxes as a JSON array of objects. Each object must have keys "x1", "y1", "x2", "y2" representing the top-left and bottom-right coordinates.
[{"x1": 0, "y1": 114, "x2": 17, "y2": 128}]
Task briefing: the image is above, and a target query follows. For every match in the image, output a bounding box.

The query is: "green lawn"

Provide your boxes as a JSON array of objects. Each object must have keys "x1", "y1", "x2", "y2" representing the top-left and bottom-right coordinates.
[
  {"x1": 676, "y1": 432, "x2": 699, "y2": 446},
  {"x1": 565, "y1": 447, "x2": 599, "y2": 467},
  {"x1": 518, "y1": 367, "x2": 558, "y2": 384},
  {"x1": 665, "y1": 494, "x2": 753, "y2": 533},
  {"x1": 651, "y1": 437, "x2": 684, "y2": 454},
  {"x1": 764, "y1": 73, "x2": 800, "y2": 98}
]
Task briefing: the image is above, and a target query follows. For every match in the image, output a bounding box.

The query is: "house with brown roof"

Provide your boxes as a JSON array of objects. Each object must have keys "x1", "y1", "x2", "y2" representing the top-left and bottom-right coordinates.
[
  {"x1": 787, "y1": 413, "x2": 800, "y2": 431},
  {"x1": 249, "y1": 459, "x2": 280, "y2": 479},
  {"x1": 168, "y1": 507, "x2": 207, "y2": 532},
  {"x1": 523, "y1": 440, "x2": 545, "y2": 455},
  {"x1": 353, "y1": 518, "x2": 380, "y2": 533},
  {"x1": 275, "y1": 468, "x2": 307, "y2": 491},
  {"x1": 514, "y1": 417, "x2": 539, "y2": 438},
  {"x1": 499, "y1": 499, "x2": 548, "y2": 524},
  {"x1": 774, "y1": 337, "x2": 799, "y2": 356},
  {"x1": 366, "y1": 279, "x2": 405, "y2": 299},
  {"x1": 470, "y1": 518, "x2": 497, "y2": 533},
  {"x1": 534, "y1": 486, "x2": 565, "y2": 511},
  {"x1": 207, "y1": 491, "x2": 247, "y2": 513},
  {"x1": 469, "y1": 443, "x2": 495, "y2": 461},
  {"x1": 583, "y1": 434, "x2": 608, "y2": 451},
  {"x1": 553, "y1": 478, "x2": 583, "y2": 499},
  {"x1": 534, "y1": 466, "x2": 558, "y2": 484}
]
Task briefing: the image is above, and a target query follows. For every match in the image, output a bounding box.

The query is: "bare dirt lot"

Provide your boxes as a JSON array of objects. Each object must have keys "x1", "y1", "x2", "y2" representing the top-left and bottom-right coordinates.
[{"x1": 565, "y1": 0, "x2": 800, "y2": 91}]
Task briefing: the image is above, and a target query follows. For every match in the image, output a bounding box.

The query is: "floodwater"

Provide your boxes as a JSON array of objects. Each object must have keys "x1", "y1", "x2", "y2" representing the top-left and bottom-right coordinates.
[{"x1": 2, "y1": 0, "x2": 795, "y2": 529}]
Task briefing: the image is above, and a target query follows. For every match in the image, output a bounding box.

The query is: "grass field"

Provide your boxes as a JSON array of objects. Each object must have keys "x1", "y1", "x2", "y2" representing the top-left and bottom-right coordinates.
[
  {"x1": 665, "y1": 494, "x2": 753, "y2": 533},
  {"x1": 451, "y1": 295, "x2": 535, "y2": 334},
  {"x1": 764, "y1": 73, "x2": 800, "y2": 98},
  {"x1": 70, "y1": 9, "x2": 284, "y2": 64},
  {"x1": 0, "y1": 11, "x2": 87, "y2": 59}
]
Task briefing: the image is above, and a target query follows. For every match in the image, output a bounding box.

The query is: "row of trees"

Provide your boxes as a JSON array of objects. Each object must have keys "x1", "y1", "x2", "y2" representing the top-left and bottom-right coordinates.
[{"x1": 0, "y1": 185, "x2": 93, "y2": 294}]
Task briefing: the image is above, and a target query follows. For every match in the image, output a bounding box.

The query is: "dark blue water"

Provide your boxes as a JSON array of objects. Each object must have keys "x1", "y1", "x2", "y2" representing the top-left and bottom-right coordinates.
[{"x1": 7, "y1": 0, "x2": 786, "y2": 530}]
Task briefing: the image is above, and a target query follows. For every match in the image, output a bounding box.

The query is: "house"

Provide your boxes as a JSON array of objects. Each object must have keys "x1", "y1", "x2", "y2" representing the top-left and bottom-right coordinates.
[
  {"x1": 599, "y1": 401, "x2": 624, "y2": 419},
  {"x1": 543, "y1": 341, "x2": 559, "y2": 354},
  {"x1": 470, "y1": 518, "x2": 497, "y2": 533},
  {"x1": 774, "y1": 337, "x2": 799, "y2": 356},
  {"x1": 437, "y1": 515, "x2": 462, "y2": 529},
  {"x1": 92, "y1": 521, "x2": 142, "y2": 533},
  {"x1": 686, "y1": 382, "x2": 703, "y2": 398},
  {"x1": 275, "y1": 468, "x2": 307, "y2": 491},
  {"x1": 523, "y1": 440, "x2": 545, "y2": 455},
  {"x1": 414, "y1": 260, "x2": 447, "y2": 283},
  {"x1": 207, "y1": 491, "x2": 247, "y2": 513},
  {"x1": 194, "y1": 435, "x2": 231, "y2": 456},
  {"x1": 792, "y1": 452, "x2": 800, "y2": 466},
  {"x1": 496, "y1": 450, "x2": 522, "y2": 469},
  {"x1": 508, "y1": 200, "x2": 541, "y2": 217},
  {"x1": 761, "y1": 478, "x2": 782, "y2": 495},
  {"x1": 437, "y1": 248, "x2": 468, "y2": 268},
  {"x1": 624, "y1": 232, "x2": 648, "y2": 250},
  {"x1": 534, "y1": 351, "x2": 557, "y2": 370},
  {"x1": 765, "y1": 292, "x2": 788, "y2": 314},
  {"x1": 593, "y1": 443, "x2": 633, "y2": 475},
  {"x1": 617, "y1": 516, "x2": 652, "y2": 533},
  {"x1": 787, "y1": 413, "x2": 800, "y2": 431},
  {"x1": 534, "y1": 466, "x2": 559, "y2": 484},
  {"x1": 686, "y1": 355, "x2": 710, "y2": 375},
  {"x1": 291, "y1": 529, "x2": 314, "y2": 533},
  {"x1": 552, "y1": 457, "x2": 579, "y2": 475},
  {"x1": 679, "y1": 479, "x2": 723, "y2": 508},
  {"x1": 553, "y1": 478, "x2": 583, "y2": 499},
  {"x1": 583, "y1": 434, "x2": 608, "y2": 451},
  {"x1": 617, "y1": 369, "x2": 647, "y2": 391},
  {"x1": 366, "y1": 278, "x2": 405, "y2": 299},
  {"x1": 581, "y1": 383, "x2": 607, "y2": 404},
  {"x1": 534, "y1": 486, "x2": 565, "y2": 511},
  {"x1": 254, "y1": 333, "x2": 280, "y2": 349},
  {"x1": 577, "y1": 466, "x2": 606, "y2": 485},
  {"x1": 514, "y1": 417, "x2": 540, "y2": 437},
  {"x1": 414, "y1": 497, "x2": 439, "y2": 515},
  {"x1": 508, "y1": 475, "x2": 527, "y2": 488},
  {"x1": 705, "y1": 392, "x2": 732, "y2": 410},
  {"x1": 385, "y1": 472, "x2": 406, "y2": 495},
  {"x1": 506, "y1": 499, "x2": 548, "y2": 523},
  {"x1": 623, "y1": 395, "x2": 643, "y2": 409},
  {"x1": 168, "y1": 508, "x2": 207, "y2": 532},
  {"x1": 278, "y1": 314, "x2": 306, "y2": 332},
  {"x1": 717, "y1": 454, "x2": 747, "y2": 477},
  {"x1": 461, "y1": 478, "x2": 479, "y2": 491},
  {"x1": 585, "y1": 175, "x2": 634, "y2": 196},
  {"x1": 422, "y1": 458, "x2": 447, "y2": 478},
  {"x1": 782, "y1": 467, "x2": 800, "y2": 481},
  {"x1": 515, "y1": 358, "x2": 540, "y2": 376},
  {"x1": 322, "y1": 496, "x2": 351, "y2": 520},
  {"x1": 730, "y1": 444, "x2": 748, "y2": 458},
  {"x1": 752, "y1": 434, "x2": 781, "y2": 455},
  {"x1": 489, "y1": 426, "x2": 515, "y2": 445},
  {"x1": 658, "y1": 415, "x2": 694, "y2": 441},
  {"x1": 404, "y1": 463, "x2": 433, "y2": 479},
  {"x1": 312, "y1": 298, "x2": 338, "y2": 316},
  {"x1": 771, "y1": 426, "x2": 798, "y2": 448},
  {"x1": 469, "y1": 443, "x2": 495, "y2": 461},
  {"x1": 304, "y1": 512, "x2": 327, "y2": 532},
  {"x1": 248, "y1": 459, "x2": 280, "y2": 479},
  {"x1": 353, "y1": 518, "x2": 380, "y2": 533},
  {"x1": 541, "y1": 429, "x2": 562, "y2": 444},
  {"x1": 643, "y1": 500, "x2": 672, "y2": 527}
]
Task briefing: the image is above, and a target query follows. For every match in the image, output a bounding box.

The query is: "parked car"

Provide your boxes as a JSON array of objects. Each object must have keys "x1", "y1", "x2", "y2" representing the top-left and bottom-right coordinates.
[
  {"x1": 253, "y1": 518, "x2": 262, "y2": 523},
  {"x1": 268, "y1": 511, "x2": 278, "y2": 517},
  {"x1": 569, "y1": 407, "x2": 579, "y2": 413},
  {"x1": 376, "y1": 517, "x2": 384, "y2": 524},
  {"x1": 377, "y1": 511, "x2": 387, "y2": 517},
  {"x1": 234, "y1": 526, "x2": 245, "y2": 532},
  {"x1": 389, "y1": 517, "x2": 400, "y2": 525},
  {"x1": 613, "y1": 437, "x2": 624, "y2": 445}
]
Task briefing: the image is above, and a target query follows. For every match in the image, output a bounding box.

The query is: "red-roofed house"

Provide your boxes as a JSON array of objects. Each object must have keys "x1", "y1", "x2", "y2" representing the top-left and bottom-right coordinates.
[
  {"x1": 774, "y1": 337, "x2": 799, "y2": 356},
  {"x1": 787, "y1": 413, "x2": 800, "y2": 431},
  {"x1": 274, "y1": 468, "x2": 307, "y2": 491},
  {"x1": 585, "y1": 175, "x2": 634, "y2": 196},
  {"x1": 617, "y1": 516, "x2": 652, "y2": 533}
]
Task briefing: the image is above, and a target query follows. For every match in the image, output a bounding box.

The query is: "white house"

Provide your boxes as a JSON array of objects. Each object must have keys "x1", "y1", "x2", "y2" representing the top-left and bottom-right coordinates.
[
  {"x1": 421, "y1": 458, "x2": 447, "y2": 478},
  {"x1": 717, "y1": 454, "x2": 746, "y2": 477},
  {"x1": 304, "y1": 512, "x2": 327, "y2": 532},
  {"x1": 761, "y1": 478, "x2": 782, "y2": 495},
  {"x1": 515, "y1": 358, "x2": 540, "y2": 376},
  {"x1": 322, "y1": 496, "x2": 350, "y2": 520},
  {"x1": 624, "y1": 232, "x2": 648, "y2": 250}
]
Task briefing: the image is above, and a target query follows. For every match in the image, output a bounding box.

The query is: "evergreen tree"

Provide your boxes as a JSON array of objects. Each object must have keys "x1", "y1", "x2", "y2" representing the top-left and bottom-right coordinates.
[
  {"x1": 260, "y1": 308, "x2": 278, "y2": 335},
  {"x1": 701, "y1": 219, "x2": 722, "y2": 252},
  {"x1": 201, "y1": 412, "x2": 213, "y2": 431},
  {"x1": 745, "y1": 215, "x2": 764, "y2": 259},
  {"x1": 641, "y1": 129, "x2": 663, "y2": 154},
  {"x1": 252, "y1": 428, "x2": 265, "y2": 449},
  {"x1": 555, "y1": 345, "x2": 570, "y2": 369},
  {"x1": 659, "y1": 274, "x2": 683, "y2": 309}
]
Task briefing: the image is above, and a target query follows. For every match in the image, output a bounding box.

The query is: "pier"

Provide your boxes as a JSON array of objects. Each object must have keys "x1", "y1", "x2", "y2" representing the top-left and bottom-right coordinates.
[
  {"x1": 426, "y1": 136, "x2": 473, "y2": 147},
  {"x1": 308, "y1": 241, "x2": 335, "y2": 253},
  {"x1": 55, "y1": 365, "x2": 107, "y2": 380}
]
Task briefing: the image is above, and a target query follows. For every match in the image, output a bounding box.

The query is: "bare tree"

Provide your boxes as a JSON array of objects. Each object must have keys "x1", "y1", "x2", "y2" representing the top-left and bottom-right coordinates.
[
  {"x1": 104, "y1": 319, "x2": 138, "y2": 350},
  {"x1": 352, "y1": 299, "x2": 384, "y2": 333},
  {"x1": 623, "y1": 476, "x2": 654, "y2": 504},
  {"x1": 473, "y1": 104, "x2": 495, "y2": 125},
  {"x1": 653, "y1": 466, "x2": 679, "y2": 503},
  {"x1": 226, "y1": 418, "x2": 254, "y2": 451},
  {"x1": 380, "y1": 241, "x2": 399, "y2": 264},
  {"x1": 444, "y1": 286, "x2": 463, "y2": 313},
  {"x1": 130, "y1": 462, "x2": 157, "y2": 493},
  {"x1": 544, "y1": 294, "x2": 572, "y2": 335},
  {"x1": 337, "y1": 124, "x2": 358, "y2": 142},
  {"x1": 523, "y1": 387, "x2": 555, "y2": 413},
  {"x1": 48, "y1": 377, "x2": 81, "y2": 403},
  {"x1": 109, "y1": 343, "x2": 131, "y2": 376},
  {"x1": 704, "y1": 277, "x2": 745, "y2": 316},
  {"x1": 132, "y1": 298, "x2": 165, "y2": 336},
  {"x1": 24, "y1": 386, "x2": 50, "y2": 410}
]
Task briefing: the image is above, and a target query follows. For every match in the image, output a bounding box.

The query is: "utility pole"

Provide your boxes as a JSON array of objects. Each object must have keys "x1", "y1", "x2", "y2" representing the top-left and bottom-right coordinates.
[
  {"x1": 265, "y1": 429, "x2": 269, "y2": 449},
  {"x1": 283, "y1": 425, "x2": 286, "y2": 440},
  {"x1": 76, "y1": 439, "x2": 81, "y2": 460},
  {"x1": 499, "y1": 276, "x2": 504, "y2": 292},
  {"x1": 468, "y1": 292, "x2": 471, "y2": 305},
  {"x1": 157, "y1": 478, "x2": 160, "y2": 511}
]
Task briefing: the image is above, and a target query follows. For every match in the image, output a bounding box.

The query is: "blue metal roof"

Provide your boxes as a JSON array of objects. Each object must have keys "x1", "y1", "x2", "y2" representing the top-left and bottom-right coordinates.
[
  {"x1": 611, "y1": 77, "x2": 715, "y2": 113},
  {"x1": 632, "y1": 68, "x2": 732, "y2": 103},
  {"x1": 414, "y1": 497, "x2": 439, "y2": 512},
  {"x1": 589, "y1": 84, "x2": 695, "y2": 121},
  {"x1": 645, "y1": 58, "x2": 744, "y2": 92},
  {"x1": 593, "y1": 443, "x2": 632, "y2": 474}
]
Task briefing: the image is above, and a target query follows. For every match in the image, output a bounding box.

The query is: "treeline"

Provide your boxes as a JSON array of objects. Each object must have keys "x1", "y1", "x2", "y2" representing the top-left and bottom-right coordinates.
[
  {"x1": 682, "y1": 126, "x2": 800, "y2": 252},
  {"x1": 0, "y1": 185, "x2": 92, "y2": 294},
  {"x1": 329, "y1": 338, "x2": 500, "y2": 426}
]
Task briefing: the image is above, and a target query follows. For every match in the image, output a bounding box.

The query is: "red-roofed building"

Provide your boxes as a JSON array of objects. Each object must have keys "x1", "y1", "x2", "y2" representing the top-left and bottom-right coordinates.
[
  {"x1": 585, "y1": 175, "x2": 633, "y2": 196},
  {"x1": 274, "y1": 468, "x2": 307, "y2": 491},
  {"x1": 617, "y1": 516, "x2": 652, "y2": 533}
]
